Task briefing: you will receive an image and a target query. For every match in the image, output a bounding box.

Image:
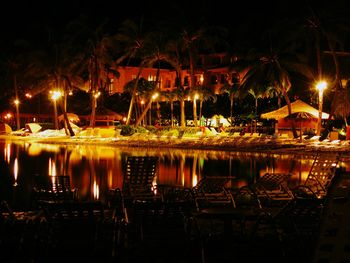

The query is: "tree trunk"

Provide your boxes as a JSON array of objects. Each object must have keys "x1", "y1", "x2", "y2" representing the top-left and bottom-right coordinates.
[
  {"x1": 90, "y1": 95, "x2": 96, "y2": 128},
  {"x1": 126, "y1": 66, "x2": 143, "y2": 125},
  {"x1": 230, "y1": 94, "x2": 234, "y2": 119},
  {"x1": 326, "y1": 35, "x2": 342, "y2": 120},
  {"x1": 61, "y1": 90, "x2": 75, "y2": 136},
  {"x1": 170, "y1": 100, "x2": 174, "y2": 127},
  {"x1": 135, "y1": 99, "x2": 152, "y2": 126},
  {"x1": 180, "y1": 99, "x2": 186, "y2": 127},
  {"x1": 283, "y1": 91, "x2": 298, "y2": 138},
  {"x1": 193, "y1": 99, "x2": 197, "y2": 127}
]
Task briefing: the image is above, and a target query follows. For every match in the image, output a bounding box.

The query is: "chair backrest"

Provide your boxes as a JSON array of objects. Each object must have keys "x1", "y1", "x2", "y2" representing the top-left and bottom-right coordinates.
[
  {"x1": 192, "y1": 176, "x2": 235, "y2": 210},
  {"x1": 50, "y1": 175, "x2": 72, "y2": 193},
  {"x1": 123, "y1": 156, "x2": 159, "y2": 198},
  {"x1": 193, "y1": 176, "x2": 232, "y2": 195},
  {"x1": 33, "y1": 175, "x2": 76, "y2": 201},
  {"x1": 303, "y1": 154, "x2": 340, "y2": 198},
  {"x1": 252, "y1": 172, "x2": 294, "y2": 203}
]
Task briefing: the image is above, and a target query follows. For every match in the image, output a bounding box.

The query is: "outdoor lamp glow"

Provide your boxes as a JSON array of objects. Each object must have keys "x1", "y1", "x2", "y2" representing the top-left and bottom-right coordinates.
[
  {"x1": 14, "y1": 99, "x2": 20, "y2": 130},
  {"x1": 51, "y1": 90, "x2": 62, "y2": 101},
  {"x1": 93, "y1": 91, "x2": 101, "y2": 99},
  {"x1": 315, "y1": 80, "x2": 327, "y2": 136},
  {"x1": 316, "y1": 81, "x2": 327, "y2": 93},
  {"x1": 50, "y1": 90, "x2": 62, "y2": 129},
  {"x1": 152, "y1": 93, "x2": 159, "y2": 100}
]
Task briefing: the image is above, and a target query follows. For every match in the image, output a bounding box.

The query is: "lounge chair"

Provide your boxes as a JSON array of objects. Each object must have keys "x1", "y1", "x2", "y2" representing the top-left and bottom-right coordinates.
[
  {"x1": 190, "y1": 176, "x2": 235, "y2": 211},
  {"x1": 298, "y1": 153, "x2": 340, "y2": 199},
  {"x1": 32, "y1": 175, "x2": 78, "y2": 204},
  {"x1": 122, "y1": 156, "x2": 160, "y2": 204}
]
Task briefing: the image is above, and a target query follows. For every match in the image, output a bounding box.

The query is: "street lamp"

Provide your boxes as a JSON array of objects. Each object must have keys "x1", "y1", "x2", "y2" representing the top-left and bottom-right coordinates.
[
  {"x1": 14, "y1": 99, "x2": 20, "y2": 130},
  {"x1": 151, "y1": 93, "x2": 159, "y2": 125},
  {"x1": 50, "y1": 90, "x2": 62, "y2": 129},
  {"x1": 316, "y1": 81, "x2": 327, "y2": 136}
]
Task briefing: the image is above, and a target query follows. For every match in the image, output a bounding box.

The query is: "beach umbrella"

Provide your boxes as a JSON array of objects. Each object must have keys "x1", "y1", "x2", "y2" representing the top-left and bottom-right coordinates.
[{"x1": 285, "y1": 111, "x2": 317, "y2": 141}]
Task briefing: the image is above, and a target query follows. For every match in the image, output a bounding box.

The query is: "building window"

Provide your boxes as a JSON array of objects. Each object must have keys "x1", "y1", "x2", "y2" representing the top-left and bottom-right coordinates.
[
  {"x1": 148, "y1": 75, "x2": 156, "y2": 82},
  {"x1": 184, "y1": 76, "x2": 189, "y2": 86},
  {"x1": 108, "y1": 78, "x2": 114, "y2": 94},
  {"x1": 165, "y1": 79, "x2": 171, "y2": 88},
  {"x1": 210, "y1": 75, "x2": 218, "y2": 84}
]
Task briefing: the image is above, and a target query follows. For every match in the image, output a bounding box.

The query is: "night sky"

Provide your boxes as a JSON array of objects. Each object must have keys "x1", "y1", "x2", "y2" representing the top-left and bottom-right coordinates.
[{"x1": 1, "y1": 0, "x2": 349, "y2": 42}]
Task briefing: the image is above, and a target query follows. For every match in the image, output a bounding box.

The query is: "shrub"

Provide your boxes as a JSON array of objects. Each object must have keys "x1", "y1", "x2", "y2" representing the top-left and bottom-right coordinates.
[{"x1": 120, "y1": 125, "x2": 136, "y2": 136}]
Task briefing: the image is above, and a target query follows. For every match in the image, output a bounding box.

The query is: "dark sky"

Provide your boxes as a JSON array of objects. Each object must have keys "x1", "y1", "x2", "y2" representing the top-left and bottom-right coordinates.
[
  {"x1": 2, "y1": 0, "x2": 347, "y2": 34},
  {"x1": 0, "y1": 0, "x2": 349, "y2": 48}
]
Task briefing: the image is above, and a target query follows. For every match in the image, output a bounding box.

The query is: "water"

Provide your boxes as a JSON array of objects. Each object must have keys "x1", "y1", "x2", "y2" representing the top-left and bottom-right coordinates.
[{"x1": 0, "y1": 139, "x2": 344, "y2": 210}]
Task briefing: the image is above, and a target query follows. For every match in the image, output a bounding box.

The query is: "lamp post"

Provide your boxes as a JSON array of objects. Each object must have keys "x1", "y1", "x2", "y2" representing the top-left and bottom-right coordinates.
[
  {"x1": 51, "y1": 91, "x2": 62, "y2": 130},
  {"x1": 14, "y1": 99, "x2": 20, "y2": 130},
  {"x1": 316, "y1": 81, "x2": 327, "y2": 136},
  {"x1": 151, "y1": 92, "x2": 159, "y2": 125}
]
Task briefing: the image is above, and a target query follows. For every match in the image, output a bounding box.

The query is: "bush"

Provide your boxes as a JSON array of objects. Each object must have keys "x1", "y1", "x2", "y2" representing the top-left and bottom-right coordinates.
[{"x1": 120, "y1": 125, "x2": 136, "y2": 136}]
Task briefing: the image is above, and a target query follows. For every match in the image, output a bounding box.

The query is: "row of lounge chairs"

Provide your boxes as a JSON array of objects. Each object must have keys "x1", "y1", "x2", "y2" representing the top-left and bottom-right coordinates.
[{"x1": 0, "y1": 153, "x2": 342, "y2": 262}]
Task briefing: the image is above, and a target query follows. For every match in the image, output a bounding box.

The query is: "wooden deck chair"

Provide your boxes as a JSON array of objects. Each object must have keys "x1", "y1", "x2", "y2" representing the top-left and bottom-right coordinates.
[
  {"x1": 33, "y1": 175, "x2": 78, "y2": 203},
  {"x1": 301, "y1": 153, "x2": 340, "y2": 199},
  {"x1": 252, "y1": 173, "x2": 294, "y2": 203},
  {"x1": 191, "y1": 176, "x2": 235, "y2": 211},
  {"x1": 122, "y1": 156, "x2": 159, "y2": 204}
]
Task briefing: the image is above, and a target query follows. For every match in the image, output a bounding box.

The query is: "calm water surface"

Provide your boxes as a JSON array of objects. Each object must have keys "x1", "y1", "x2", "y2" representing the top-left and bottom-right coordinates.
[{"x1": 0, "y1": 139, "x2": 348, "y2": 210}]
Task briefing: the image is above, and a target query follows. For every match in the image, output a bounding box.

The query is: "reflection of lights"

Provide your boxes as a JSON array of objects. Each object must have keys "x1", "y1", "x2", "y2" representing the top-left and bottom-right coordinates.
[
  {"x1": 152, "y1": 177, "x2": 158, "y2": 195},
  {"x1": 49, "y1": 158, "x2": 57, "y2": 176},
  {"x1": 68, "y1": 91, "x2": 73, "y2": 96},
  {"x1": 93, "y1": 181, "x2": 99, "y2": 200},
  {"x1": 192, "y1": 174, "x2": 198, "y2": 188},
  {"x1": 13, "y1": 158, "x2": 18, "y2": 186},
  {"x1": 123, "y1": 117, "x2": 127, "y2": 122},
  {"x1": 93, "y1": 91, "x2": 101, "y2": 99},
  {"x1": 108, "y1": 170, "x2": 113, "y2": 189},
  {"x1": 4, "y1": 143, "x2": 11, "y2": 164},
  {"x1": 25, "y1": 93, "x2": 32, "y2": 99}
]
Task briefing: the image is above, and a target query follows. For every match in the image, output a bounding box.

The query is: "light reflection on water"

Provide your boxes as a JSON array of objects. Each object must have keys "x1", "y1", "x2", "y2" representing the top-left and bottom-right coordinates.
[{"x1": 0, "y1": 139, "x2": 343, "y2": 210}]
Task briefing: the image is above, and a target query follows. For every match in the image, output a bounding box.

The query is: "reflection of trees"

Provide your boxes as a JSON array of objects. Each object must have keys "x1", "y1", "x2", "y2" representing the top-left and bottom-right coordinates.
[{"x1": 7, "y1": 141, "x2": 317, "y2": 203}]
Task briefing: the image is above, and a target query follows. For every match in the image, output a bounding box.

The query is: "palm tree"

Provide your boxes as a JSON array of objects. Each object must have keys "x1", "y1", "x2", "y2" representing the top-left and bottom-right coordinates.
[
  {"x1": 22, "y1": 33, "x2": 86, "y2": 136},
  {"x1": 124, "y1": 78, "x2": 157, "y2": 126},
  {"x1": 266, "y1": 85, "x2": 283, "y2": 109},
  {"x1": 160, "y1": 90, "x2": 177, "y2": 127},
  {"x1": 237, "y1": 48, "x2": 313, "y2": 138},
  {"x1": 220, "y1": 72, "x2": 242, "y2": 120},
  {"x1": 113, "y1": 19, "x2": 152, "y2": 125},
  {"x1": 333, "y1": 84, "x2": 350, "y2": 127},
  {"x1": 192, "y1": 85, "x2": 216, "y2": 121},
  {"x1": 85, "y1": 23, "x2": 119, "y2": 128},
  {"x1": 279, "y1": 6, "x2": 350, "y2": 119}
]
